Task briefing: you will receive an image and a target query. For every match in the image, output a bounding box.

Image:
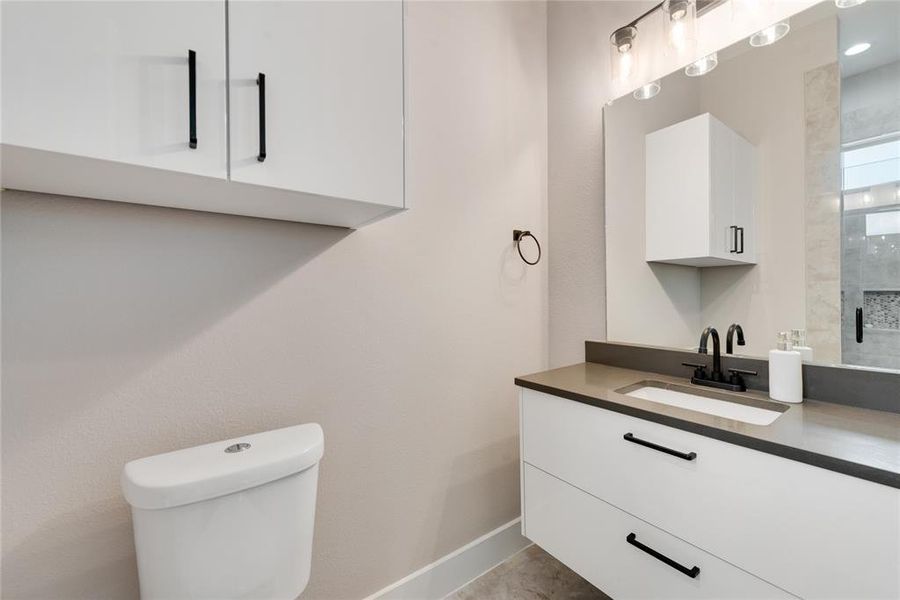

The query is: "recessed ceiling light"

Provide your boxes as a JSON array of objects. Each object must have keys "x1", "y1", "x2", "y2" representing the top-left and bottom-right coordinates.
[
  {"x1": 685, "y1": 53, "x2": 718, "y2": 77},
  {"x1": 633, "y1": 80, "x2": 661, "y2": 100},
  {"x1": 749, "y1": 21, "x2": 790, "y2": 47},
  {"x1": 844, "y1": 42, "x2": 871, "y2": 56},
  {"x1": 835, "y1": 0, "x2": 867, "y2": 8}
]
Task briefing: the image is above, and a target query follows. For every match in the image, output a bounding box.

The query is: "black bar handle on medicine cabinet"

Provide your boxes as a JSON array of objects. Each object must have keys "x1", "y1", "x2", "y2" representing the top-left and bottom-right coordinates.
[
  {"x1": 257, "y1": 73, "x2": 267, "y2": 162},
  {"x1": 856, "y1": 307, "x2": 863, "y2": 343},
  {"x1": 188, "y1": 50, "x2": 197, "y2": 149},
  {"x1": 626, "y1": 533, "x2": 700, "y2": 579},
  {"x1": 737, "y1": 226, "x2": 745, "y2": 254},
  {"x1": 729, "y1": 225, "x2": 738, "y2": 253},
  {"x1": 623, "y1": 432, "x2": 696, "y2": 461}
]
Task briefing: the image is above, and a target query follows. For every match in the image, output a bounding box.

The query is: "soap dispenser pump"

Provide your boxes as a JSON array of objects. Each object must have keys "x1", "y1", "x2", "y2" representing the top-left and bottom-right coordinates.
[
  {"x1": 769, "y1": 331, "x2": 803, "y2": 403},
  {"x1": 790, "y1": 328, "x2": 814, "y2": 362}
]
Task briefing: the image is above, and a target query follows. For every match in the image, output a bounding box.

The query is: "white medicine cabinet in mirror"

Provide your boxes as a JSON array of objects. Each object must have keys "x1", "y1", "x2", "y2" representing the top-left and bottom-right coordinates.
[{"x1": 604, "y1": 0, "x2": 900, "y2": 371}]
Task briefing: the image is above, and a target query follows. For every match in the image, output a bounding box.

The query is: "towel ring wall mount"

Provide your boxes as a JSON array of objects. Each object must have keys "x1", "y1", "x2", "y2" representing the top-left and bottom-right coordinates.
[{"x1": 513, "y1": 229, "x2": 541, "y2": 266}]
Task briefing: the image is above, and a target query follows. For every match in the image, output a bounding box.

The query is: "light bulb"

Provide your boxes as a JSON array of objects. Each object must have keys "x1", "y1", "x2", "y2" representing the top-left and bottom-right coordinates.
[
  {"x1": 749, "y1": 20, "x2": 790, "y2": 47},
  {"x1": 835, "y1": 0, "x2": 866, "y2": 7},
  {"x1": 619, "y1": 51, "x2": 633, "y2": 82},
  {"x1": 634, "y1": 80, "x2": 661, "y2": 100}
]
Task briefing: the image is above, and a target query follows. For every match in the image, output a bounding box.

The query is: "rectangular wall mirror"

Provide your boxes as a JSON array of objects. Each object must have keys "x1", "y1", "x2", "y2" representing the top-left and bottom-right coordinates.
[{"x1": 604, "y1": 0, "x2": 900, "y2": 371}]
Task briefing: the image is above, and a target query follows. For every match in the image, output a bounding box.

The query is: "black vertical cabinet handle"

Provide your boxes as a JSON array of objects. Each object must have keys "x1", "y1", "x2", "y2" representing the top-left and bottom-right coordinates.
[
  {"x1": 729, "y1": 226, "x2": 737, "y2": 253},
  {"x1": 737, "y1": 226, "x2": 745, "y2": 254},
  {"x1": 188, "y1": 49, "x2": 197, "y2": 149},
  {"x1": 627, "y1": 533, "x2": 700, "y2": 578},
  {"x1": 257, "y1": 73, "x2": 267, "y2": 162},
  {"x1": 856, "y1": 307, "x2": 864, "y2": 343},
  {"x1": 624, "y1": 432, "x2": 696, "y2": 461}
]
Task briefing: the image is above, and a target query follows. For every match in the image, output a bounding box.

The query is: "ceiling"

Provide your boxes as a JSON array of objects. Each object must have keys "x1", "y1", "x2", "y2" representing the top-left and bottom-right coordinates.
[{"x1": 839, "y1": 0, "x2": 900, "y2": 78}]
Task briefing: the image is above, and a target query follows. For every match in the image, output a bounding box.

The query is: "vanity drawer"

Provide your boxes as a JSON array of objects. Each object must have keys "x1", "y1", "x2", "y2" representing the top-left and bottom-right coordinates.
[
  {"x1": 520, "y1": 388, "x2": 900, "y2": 600},
  {"x1": 523, "y1": 463, "x2": 796, "y2": 599}
]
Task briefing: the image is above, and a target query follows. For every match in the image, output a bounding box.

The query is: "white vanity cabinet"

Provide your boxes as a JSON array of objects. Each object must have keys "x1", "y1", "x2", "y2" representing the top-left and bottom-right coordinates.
[
  {"x1": 0, "y1": 1, "x2": 405, "y2": 228},
  {"x1": 645, "y1": 113, "x2": 757, "y2": 266},
  {"x1": 0, "y1": 1, "x2": 228, "y2": 179},
  {"x1": 519, "y1": 387, "x2": 900, "y2": 600},
  {"x1": 228, "y1": 1, "x2": 404, "y2": 211}
]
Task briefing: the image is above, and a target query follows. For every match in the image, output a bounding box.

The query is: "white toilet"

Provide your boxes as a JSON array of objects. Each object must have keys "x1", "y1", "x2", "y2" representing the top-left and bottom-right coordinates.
[{"x1": 121, "y1": 423, "x2": 324, "y2": 600}]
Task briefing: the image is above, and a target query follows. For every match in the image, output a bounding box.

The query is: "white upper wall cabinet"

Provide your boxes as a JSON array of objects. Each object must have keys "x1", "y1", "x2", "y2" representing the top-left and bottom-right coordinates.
[
  {"x1": 645, "y1": 113, "x2": 757, "y2": 267},
  {"x1": 0, "y1": 1, "x2": 405, "y2": 228},
  {"x1": 1, "y1": 1, "x2": 228, "y2": 180},
  {"x1": 228, "y1": 1, "x2": 404, "y2": 210}
]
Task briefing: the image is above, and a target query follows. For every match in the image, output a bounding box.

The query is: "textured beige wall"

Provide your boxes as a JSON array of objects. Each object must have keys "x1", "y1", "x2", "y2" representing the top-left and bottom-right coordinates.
[{"x1": 0, "y1": 2, "x2": 548, "y2": 598}]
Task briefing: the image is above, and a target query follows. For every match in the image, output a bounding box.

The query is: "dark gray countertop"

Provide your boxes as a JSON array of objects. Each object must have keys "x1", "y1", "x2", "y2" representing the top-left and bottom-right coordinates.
[{"x1": 515, "y1": 362, "x2": 900, "y2": 489}]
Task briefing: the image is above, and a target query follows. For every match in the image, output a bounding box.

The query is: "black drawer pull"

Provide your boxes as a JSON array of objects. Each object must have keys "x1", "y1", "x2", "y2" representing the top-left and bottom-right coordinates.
[
  {"x1": 188, "y1": 49, "x2": 197, "y2": 149},
  {"x1": 627, "y1": 533, "x2": 700, "y2": 578},
  {"x1": 624, "y1": 432, "x2": 696, "y2": 461},
  {"x1": 256, "y1": 73, "x2": 267, "y2": 162}
]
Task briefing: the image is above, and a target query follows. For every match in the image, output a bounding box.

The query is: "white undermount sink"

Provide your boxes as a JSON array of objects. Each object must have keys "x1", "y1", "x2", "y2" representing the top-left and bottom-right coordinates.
[{"x1": 617, "y1": 381, "x2": 787, "y2": 426}]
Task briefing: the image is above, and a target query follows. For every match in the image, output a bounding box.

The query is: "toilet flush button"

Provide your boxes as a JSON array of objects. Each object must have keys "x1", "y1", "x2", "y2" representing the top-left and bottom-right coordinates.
[{"x1": 225, "y1": 443, "x2": 251, "y2": 453}]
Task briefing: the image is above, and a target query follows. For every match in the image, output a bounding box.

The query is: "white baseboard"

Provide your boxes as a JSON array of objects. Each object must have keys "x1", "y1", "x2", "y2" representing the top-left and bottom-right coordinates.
[{"x1": 362, "y1": 518, "x2": 532, "y2": 600}]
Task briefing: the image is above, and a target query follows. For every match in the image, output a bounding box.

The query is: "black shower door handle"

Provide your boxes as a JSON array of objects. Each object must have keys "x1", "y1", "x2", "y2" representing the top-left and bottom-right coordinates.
[{"x1": 856, "y1": 307, "x2": 863, "y2": 343}]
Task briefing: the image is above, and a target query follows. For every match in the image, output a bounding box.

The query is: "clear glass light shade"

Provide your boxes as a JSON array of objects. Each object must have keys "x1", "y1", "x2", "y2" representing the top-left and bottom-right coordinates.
[
  {"x1": 610, "y1": 26, "x2": 637, "y2": 88},
  {"x1": 633, "y1": 80, "x2": 661, "y2": 100},
  {"x1": 663, "y1": 0, "x2": 697, "y2": 56},
  {"x1": 749, "y1": 20, "x2": 790, "y2": 47},
  {"x1": 835, "y1": 0, "x2": 866, "y2": 8},
  {"x1": 685, "y1": 52, "x2": 718, "y2": 76}
]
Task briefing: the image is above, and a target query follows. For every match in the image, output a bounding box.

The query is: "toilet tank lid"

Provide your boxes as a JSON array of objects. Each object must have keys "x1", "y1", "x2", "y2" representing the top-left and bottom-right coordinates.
[{"x1": 121, "y1": 423, "x2": 324, "y2": 510}]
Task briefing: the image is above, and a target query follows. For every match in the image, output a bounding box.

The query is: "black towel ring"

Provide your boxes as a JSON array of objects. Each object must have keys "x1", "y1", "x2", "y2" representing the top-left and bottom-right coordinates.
[{"x1": 513, "y1": 229, "x2": 541, "y2": 266}]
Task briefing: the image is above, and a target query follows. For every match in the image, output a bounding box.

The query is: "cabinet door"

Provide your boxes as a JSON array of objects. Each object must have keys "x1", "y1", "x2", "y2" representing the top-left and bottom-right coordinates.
[
  {"x1": 732, "y1": 134, "x2": 757, "y2": 262},
  {"x1": 708, "y1": 117, "x2": 737, "y2": 260},
  {"x1": 645, "y1": 115, "x2": 710, "y2": 262},
  {"x1": 1, "y1": 1, "x2": 227, "y2": 179},
  {"x1": 228, "y1": 1, "x2": 404, "y2": 209}
]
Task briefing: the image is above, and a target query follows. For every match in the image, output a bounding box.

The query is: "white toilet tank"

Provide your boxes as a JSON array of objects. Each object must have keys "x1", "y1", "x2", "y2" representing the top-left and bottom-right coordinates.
[{"x1": 121, "y1": 423, "x2": 324, "y2": 600}]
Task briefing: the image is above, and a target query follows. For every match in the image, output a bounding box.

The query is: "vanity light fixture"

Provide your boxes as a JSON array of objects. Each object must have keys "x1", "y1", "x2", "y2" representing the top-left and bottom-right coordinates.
[
  {"x1": 610, "y1": 25, "x2": 638, "y2": 84},
  {"x1": 634, "y1": 80, "x2": 661, "y2": 100},
  {"x1": 835, "y1": 0, "x2": 867, "y2": 7},
  {"x1": 844, "y1": 42, "x2": 871, "y2": 56},
  {"x1": 663, "y1": 0, "x2": 697, "y2": 53},
  {"x1": 749, "y1": 20, "x2": 790, "y2": 47},
  {"x1": 685, "y1": 52, "x2": 718, "y2": 76}
]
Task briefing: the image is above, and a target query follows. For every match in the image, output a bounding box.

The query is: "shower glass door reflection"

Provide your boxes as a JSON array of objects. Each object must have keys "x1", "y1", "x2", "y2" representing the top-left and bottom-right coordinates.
[{"x1": 840, "y1": 139, "x2": 900, "y2": 369}]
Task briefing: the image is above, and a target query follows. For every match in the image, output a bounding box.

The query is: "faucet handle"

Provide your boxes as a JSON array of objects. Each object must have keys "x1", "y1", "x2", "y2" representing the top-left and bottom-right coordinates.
[
  {"x1": 728, "y1": 368, "x2": 758, "y2": 376},
  {"x1": 682, "y1": 362, "x2": 708, "y2": 378}
]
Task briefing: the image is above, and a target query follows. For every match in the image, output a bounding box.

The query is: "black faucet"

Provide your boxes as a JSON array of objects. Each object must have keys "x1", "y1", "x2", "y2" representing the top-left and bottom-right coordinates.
[
  {"x1": 698, "y1": 326, "x2": 723, "y2": 381},
  {"x1": 726, "y1": 323, "x2": 745, "y2": 355},
  {"x1": 682, "y1": 325, "x2": 756, "y2": 392}
]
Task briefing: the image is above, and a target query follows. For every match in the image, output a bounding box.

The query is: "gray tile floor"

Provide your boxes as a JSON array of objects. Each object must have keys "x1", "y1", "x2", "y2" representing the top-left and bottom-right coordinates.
[{"x1": 445, "y1": 545, "x2": 610, "y2": 600}]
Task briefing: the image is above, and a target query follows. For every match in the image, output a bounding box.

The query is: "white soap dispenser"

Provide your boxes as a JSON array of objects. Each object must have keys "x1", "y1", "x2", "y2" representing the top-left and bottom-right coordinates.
[
  {"x1": 769, "y1": 331, "x2": 803, "y2": 404},
  {"x1": 791, "y1": 329, "x2": 814, "y2": 362}
]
